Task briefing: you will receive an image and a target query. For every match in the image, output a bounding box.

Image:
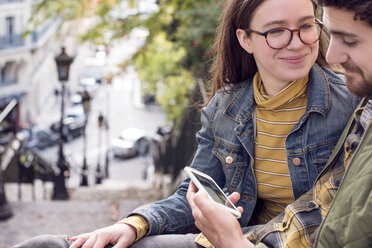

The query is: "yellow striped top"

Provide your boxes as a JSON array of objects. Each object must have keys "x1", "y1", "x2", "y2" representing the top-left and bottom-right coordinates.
[{"x1": 253, "y1": 72, "x2": 308, "y2": 223}]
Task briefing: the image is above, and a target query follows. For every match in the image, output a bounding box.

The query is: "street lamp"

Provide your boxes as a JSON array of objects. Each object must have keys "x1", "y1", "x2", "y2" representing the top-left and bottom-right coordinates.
[
  {"x1": 104, "y1": 76, "x2": 113, "y2": 178},
  {"x1": 80, "y1": 90, "x2": 91, "y2": 186},
  {"x1": 53, "y1": 47, "x2": 73, "y2": 200},
  {"x1": 95, "y1": 113, "x2": 104, "y2": 184}
]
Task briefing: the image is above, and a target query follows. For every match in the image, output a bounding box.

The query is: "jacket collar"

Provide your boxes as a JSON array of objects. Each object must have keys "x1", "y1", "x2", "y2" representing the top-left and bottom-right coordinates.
[{"x1": 223, "y1": 64, "x2": 331, "y2": 123}]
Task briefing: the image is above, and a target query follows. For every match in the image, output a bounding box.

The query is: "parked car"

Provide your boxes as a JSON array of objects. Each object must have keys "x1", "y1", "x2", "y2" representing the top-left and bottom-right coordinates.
[
  {"x1": 80, "y1": 57, "x2": 105, "y2": 84},
  {"x1": 70, "y1": 93, "x2": 82, "y2": 106},
  {"x1": 50, "y1": 117, "x2": 85, "y2": 141},
  {"x1": 24, "y1": 128, "x2": 59, "y2": 150},
  {"x1": 111, "y1": 128, "x2": 149, "y2": 158},
  {"x1": 66, "y1": 105, "x2": 86, "y2": 124}
]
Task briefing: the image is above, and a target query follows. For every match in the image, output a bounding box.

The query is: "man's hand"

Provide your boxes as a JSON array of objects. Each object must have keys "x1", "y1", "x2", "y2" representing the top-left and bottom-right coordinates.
[
  {"x1": 187, "y1": 182, "x2": 254, "y2": 248},
  {"x1": 68, "y1": 223, "x2": 136, "y2": 248}
]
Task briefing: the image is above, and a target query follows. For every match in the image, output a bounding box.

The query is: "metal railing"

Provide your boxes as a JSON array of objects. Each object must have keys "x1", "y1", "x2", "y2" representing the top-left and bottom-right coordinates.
[
  {"x1": 152, "y1": 81, "x2": 206, "y2": 181},
  {"x1": 0, "y1": 34, "x2": 25, "y2": 50},
  {"x1": 0, "y1": 99, "x2": 18, "y2": 220}
]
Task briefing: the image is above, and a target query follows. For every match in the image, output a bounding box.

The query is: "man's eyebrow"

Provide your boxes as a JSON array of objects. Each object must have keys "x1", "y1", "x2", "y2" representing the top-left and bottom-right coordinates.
[
  {"x1": 328, "y1": 29, "x2": 358, "y2": 37},
  {"x1": 262, "y1": 15, "x2": 315, "y2": 29}
]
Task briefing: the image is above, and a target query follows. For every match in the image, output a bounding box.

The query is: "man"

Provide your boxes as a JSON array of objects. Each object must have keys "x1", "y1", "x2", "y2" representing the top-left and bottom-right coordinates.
[
  {"x1": 187, "y1": 0, "x2": 372, "y2": 247},
  {"x1": 312, "y1": 1, "x2": 372, "y2": 247}
]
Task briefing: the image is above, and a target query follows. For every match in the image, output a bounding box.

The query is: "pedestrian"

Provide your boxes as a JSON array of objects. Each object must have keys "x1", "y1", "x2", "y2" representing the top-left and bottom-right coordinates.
[
  {"x1": 14, "y1": 0, "x2": 359, "y2": 247},
  {"x1": 54, "y1": 88, "x2": 59, "y2": 103},
  {"x1": 187, "y1": 0, "x2": 372, "y2": 247},
  {"x1": 138, "y1": 137, "x2": 149, "y2": 179},
  {"x1": 138, "y1": 138, "x2": 149, "y2": 161}
]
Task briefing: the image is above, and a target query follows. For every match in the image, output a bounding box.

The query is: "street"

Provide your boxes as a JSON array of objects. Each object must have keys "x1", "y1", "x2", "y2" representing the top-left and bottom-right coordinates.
[{"x1": 23, "y1": 29, "x2": 166, "y2": 190}]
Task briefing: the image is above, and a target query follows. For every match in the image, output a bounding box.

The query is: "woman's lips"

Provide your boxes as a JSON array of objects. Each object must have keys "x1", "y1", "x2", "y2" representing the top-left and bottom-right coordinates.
[{"x1": 281, "y1": 55, "x2": 306, "y2": 64}]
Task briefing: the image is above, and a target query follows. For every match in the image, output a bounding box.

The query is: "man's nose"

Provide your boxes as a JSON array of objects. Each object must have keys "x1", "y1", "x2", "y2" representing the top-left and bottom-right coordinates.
[{"x1": 326, "y1": 38, "x2": 348, "y2": 64}]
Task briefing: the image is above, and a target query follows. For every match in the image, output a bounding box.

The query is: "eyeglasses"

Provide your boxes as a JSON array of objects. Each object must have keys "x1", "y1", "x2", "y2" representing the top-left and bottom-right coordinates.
[{"x1": 244, "y1": 19, "x2": 323, "y2": 49}]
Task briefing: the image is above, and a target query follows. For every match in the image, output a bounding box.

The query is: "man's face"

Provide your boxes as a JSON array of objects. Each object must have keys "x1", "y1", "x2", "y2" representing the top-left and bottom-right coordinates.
[{"x1": 323, "y1": 7, "x2": 372, "y2": 97}]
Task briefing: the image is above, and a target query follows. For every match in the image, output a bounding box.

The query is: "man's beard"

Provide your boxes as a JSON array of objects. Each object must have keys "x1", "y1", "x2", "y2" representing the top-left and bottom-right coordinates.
[{"x1": 342, "y1": 62, "x2": 372, "y2": 98}]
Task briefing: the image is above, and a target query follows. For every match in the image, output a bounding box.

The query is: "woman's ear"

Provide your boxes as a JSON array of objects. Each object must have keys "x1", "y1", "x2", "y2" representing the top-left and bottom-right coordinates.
[{"x1": 236, "y1": 29, "x2": 253, "y2": 54}]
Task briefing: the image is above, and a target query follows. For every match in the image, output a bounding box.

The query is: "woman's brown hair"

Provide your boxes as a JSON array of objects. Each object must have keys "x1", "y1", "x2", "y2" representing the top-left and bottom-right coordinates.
[{"x1": 207, "y1": 0, "x2": 335, "y2": 99}]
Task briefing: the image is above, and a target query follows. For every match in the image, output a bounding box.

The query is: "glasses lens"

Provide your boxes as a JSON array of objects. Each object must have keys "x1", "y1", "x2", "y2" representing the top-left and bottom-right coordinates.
[
  {"x1": 266, "y1": 28, "x2": 292, "y2": 49},
  {"x1": 300, "y1": 23, "x2": 322, "y2": 44},
  {"x1": 266, "y1": 23, "x2": 322, "y2": 49}
]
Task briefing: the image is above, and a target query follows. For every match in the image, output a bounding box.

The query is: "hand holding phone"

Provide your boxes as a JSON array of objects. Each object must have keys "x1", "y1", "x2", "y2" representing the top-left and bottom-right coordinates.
[{"x1": 184, "y1": 166, "x2": 241, "y2": 218}]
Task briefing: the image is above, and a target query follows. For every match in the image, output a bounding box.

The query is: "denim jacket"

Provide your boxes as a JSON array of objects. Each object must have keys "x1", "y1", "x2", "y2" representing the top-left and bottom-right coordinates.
[{"x1": 132, "y1": 64, "x2": 359, "y2": 236}]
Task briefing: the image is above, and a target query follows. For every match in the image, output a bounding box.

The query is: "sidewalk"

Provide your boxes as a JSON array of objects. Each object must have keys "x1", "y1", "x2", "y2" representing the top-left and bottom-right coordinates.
[{"x1": 0, "y1": 174, "x2": 175, "y2": 248}]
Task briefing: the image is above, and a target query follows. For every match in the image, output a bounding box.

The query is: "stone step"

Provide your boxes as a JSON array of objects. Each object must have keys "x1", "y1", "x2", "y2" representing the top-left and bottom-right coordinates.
[
  {"x1": 0, "y1": 199, "x2": 151, "y2": 248},
  {"x1": 0, "y1": 174, "x2": 176, "y2": 247}
]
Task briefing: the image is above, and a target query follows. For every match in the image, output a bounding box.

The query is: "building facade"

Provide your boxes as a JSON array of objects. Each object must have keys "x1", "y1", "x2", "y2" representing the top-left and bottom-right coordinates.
[{"x1": 0, "y1": 0, "x2": 60, "y2": 130}]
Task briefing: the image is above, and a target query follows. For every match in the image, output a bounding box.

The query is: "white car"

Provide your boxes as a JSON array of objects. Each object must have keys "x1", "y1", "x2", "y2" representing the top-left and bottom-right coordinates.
[
  {"x1": 111, "y1": 128, "x2": 149, "y2": 158},
  {"x1": 81, "y1": 57, "x2": 105, "y2": 84}
]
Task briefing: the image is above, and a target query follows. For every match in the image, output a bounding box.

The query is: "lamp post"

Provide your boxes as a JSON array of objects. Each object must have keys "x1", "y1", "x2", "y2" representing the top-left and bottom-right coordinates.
[
  {"x1": 95, "y1": 113, "x2": 104, "y2": 184},
  {"x1": 53, "y1": 47, "x2": 73, "y2": 200},
  {"x1": 104, "y1": 76, "x2": 112, "y2": 178},
  {"x1": 80, "y1": 90, "x2": 91, "y2": 186},
  {"x1": 0, "y1": 145, "x2": 12, "y2": 220}
]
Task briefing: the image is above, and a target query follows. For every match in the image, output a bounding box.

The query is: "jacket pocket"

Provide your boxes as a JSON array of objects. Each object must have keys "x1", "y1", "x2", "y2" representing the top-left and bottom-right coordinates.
[
  {"x1": 212, "y1": 137, "x2": 247, "y2": 168},
  {"x1": 212, "y1": 137, "x2": 248, "y2": 191},
  {"x1": 309, "y1": 141, "x2": 336, "y2": 174}
]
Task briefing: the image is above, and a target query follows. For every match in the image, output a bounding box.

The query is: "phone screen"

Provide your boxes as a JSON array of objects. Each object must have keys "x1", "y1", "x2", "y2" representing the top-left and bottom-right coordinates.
[{"x1": 193, "y1": 173, "x2": 234, "y2": 209}]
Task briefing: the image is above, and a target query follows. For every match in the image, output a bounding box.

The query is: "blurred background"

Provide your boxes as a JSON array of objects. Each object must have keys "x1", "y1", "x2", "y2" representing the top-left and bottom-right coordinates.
[{"x1": 0, "y1": 0, "x2": 223, "y2": 246}]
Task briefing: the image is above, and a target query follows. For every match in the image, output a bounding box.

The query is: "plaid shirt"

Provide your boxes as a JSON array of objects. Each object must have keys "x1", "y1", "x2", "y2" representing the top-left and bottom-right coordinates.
[
  {"x1": 245, "y1": 103, "x2": 366, "y2": 248},
  {"x1": 245, "y1": 156, "x2": 345, "y2": 248},
  {"x1": 196, "y1": 100, "x2": 367, "y2": 248}
]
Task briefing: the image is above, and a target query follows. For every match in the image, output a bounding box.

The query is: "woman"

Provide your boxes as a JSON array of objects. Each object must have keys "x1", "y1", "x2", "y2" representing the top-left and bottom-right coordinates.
[{"x1": 14, "y1": 0, "x2": 358, "y2": 247}]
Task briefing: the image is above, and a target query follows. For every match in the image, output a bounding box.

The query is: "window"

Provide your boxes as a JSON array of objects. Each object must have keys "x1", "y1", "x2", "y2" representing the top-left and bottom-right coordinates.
[
  {"x1": 5, "y1": 16, "x2": 14, "y2": 44},
  {"x1": 0, "y1": 62, "x2": 17, "y2": 85},
  {"x1": 0, "y1": 66, "x2": 6, "y2": 84}
]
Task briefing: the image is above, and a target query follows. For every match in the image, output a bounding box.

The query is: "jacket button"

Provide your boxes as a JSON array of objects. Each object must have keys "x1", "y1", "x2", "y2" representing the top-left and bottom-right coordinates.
[
  {"x1": 225, "y1": 156, "x2": 233, "y2": 164},
  {"x1": 335, "y1": 180, "x2": 340, "y2": 187},
  {"x1": 292, "y1": 158, "x2": 301, "y2": 166},
  {"x1": 282, "y1": 221, "x2": 287, "y2": 228}
]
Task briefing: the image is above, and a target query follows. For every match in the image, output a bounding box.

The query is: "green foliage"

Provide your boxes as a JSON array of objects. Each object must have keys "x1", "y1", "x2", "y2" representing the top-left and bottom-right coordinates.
[
  {"x1": 141, "y1": 0, "x2": 223, "y2": 75},
  {"x1": 133, "y1": 33, "x2": 194, "y2": 125},
  {"x1": 30, "y1": 0, "x2": 87, "y2": 25},
  {"x1": 131, "y1": 0, "x2": 223, "y2": 125}
]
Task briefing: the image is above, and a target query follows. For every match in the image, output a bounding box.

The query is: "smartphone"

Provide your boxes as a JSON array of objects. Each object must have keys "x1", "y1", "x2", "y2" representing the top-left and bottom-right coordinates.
[{"x1": 184, "y1": 166, "x2": 241, "y2": 219}]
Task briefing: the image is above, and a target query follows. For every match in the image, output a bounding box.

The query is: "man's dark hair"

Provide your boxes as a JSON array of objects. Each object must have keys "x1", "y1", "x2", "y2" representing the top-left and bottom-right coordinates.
[{"x1": 315, "y1": 0, "x2": 372, "y2": 27}]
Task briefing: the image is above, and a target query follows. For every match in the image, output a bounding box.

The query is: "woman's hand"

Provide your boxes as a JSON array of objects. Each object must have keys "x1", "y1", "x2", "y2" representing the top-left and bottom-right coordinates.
[
  {"x1": 186, "y1": 182, "x2": 254, "y2": 248},
  {"x1": 68, "y1": 223, "x2": 136, "y2": 248}
]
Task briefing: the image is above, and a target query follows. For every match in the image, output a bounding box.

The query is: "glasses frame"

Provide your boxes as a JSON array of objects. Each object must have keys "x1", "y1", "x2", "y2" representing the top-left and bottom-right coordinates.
[{"x1": 244, "y1": 19, "x2": 323, "y2": 50}]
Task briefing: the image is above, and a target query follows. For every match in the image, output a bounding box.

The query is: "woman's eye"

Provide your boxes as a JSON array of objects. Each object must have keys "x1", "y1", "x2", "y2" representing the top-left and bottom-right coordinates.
[
  {"x1": 268, "y1": 28, "x2": 285, "y2": 35},
  {"x1": 301, "y1": 24, "x2": 314, "y2": 30}
]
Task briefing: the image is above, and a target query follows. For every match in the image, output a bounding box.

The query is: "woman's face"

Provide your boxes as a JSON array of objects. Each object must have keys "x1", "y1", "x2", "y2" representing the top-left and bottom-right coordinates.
[{"x1": 238, "y1": 0, "x2": 318, "y2": 93}]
